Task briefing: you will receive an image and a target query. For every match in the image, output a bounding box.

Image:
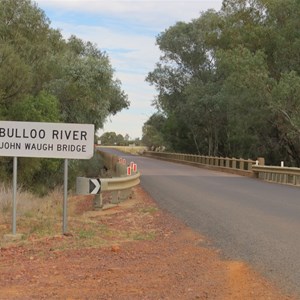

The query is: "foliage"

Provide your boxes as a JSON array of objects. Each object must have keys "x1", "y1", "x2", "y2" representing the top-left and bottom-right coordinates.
[
  {"x1": 142, "y1": 113, "x2": 167, "y2": 149},
  {"x1": 0, "y1": 0, "x2": 129, "y2": 191},
  {"x1": 99, "y1": 132, "x2": 126, "y2": 146},
  {"x1": 98, "y1": 132, "x2": 142, "y2": 146},
  {"x1": 145, "y1": 0, "x2": 300, "y2": 166}
]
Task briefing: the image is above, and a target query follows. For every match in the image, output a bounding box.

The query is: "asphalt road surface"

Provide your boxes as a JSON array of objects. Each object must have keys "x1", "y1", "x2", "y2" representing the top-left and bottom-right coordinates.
[{"x1": 100, "y1": 148, "x2": 300, "y2": 296}]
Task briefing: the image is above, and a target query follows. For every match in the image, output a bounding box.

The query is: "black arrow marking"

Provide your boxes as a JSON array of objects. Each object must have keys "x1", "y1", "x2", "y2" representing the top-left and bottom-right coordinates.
[{"x1": 89, "y1": 178, "x2": 101, "y2": 194}]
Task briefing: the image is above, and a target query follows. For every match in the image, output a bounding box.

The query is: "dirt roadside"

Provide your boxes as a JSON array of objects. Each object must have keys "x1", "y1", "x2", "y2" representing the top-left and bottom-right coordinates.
[{"x1": 0, "y1": 186, "x2": 297, "y2": 300}]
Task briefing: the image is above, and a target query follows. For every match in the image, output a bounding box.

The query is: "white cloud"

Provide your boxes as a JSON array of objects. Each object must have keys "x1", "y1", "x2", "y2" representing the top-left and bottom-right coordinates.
[{"x1": 38, "y1": 0, "x2": 222, "y2": 30}]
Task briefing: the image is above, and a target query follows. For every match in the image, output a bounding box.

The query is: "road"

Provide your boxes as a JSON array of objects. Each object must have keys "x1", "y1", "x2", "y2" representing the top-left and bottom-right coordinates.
[{"x1": 100, "y1": 148, "x2": 300, "y2": 296}]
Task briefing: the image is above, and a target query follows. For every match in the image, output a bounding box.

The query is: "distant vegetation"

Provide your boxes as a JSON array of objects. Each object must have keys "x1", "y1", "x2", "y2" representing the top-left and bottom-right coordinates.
[
  {"x1": 0, "y1": 0, "x2": 129, "y2": 193},
  {"x1": 98, "y1": 132, "x2": 142, "y2": 146},
  {"x1": 143, "y1": 0, "x2": 300, "y2": 166}
]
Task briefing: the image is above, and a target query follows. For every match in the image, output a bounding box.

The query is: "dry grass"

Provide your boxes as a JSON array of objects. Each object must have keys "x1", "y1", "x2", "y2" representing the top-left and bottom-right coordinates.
[
  {"x1": 0, "y1": 183, "x2": 64, "y2": 240},
  {"x1": 0, "y1": 184, "x2": 133, "y2": 250},
  {"x1": 0, "y1": 185, "x2": 156, "y2": 251},
  {"x1": 0, "y1": 183, "x2": 62, "y2": 217}
]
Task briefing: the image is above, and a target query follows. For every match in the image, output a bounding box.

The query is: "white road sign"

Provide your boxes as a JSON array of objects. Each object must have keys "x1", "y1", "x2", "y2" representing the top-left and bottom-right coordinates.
[{"x1": 0, "y1": 121, "x2": 95, "y2": 159}]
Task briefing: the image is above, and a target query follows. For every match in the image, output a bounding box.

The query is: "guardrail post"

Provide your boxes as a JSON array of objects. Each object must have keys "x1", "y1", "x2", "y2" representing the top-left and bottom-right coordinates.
[
  {"x1": 239, "y1": 159, "x2": 244, "y2": 170},
  {"x1": 247, "y1": 159, "x2": 253, "y2": 171},
  {"x1": 225, "y1": 157, "x2": 230, "y2": 168},
  {"x1": 111, "y1": 191, "x2": 119, "y2": 204},
  {"x1": 232, "y1": 158, "x2": 237, "y2": 169},
  {"x1": 214, "y1": 157, "x2": 219, "y2": 166},
  {"x1": 293, "y1": 175, "x2": 297, "y2": 185},
  {"x1": 283, "y1": 174, "x2": 287, "y2": 184},
  {"x1": 93, "y1": 194, "x2": 103, "y2": 210},
  {"x1": 219, "y1": 157, "x2": 224, "y2": 167}
]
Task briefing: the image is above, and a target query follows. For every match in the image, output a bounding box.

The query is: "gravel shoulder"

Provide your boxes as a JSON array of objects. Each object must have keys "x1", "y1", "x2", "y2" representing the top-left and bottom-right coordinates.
[{"x1": 0, "y1": 186, "x2": 297, "y2": 300}]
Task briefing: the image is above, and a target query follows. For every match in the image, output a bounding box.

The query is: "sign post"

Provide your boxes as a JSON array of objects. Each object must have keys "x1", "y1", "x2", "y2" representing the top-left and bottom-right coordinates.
[
  {"x1": 63, "y1": 159, "x2": 68, "y2": 234},
  {"x1": 0, "y1": 121, "x2": 95, "y2": 235},
  {"x1": 12, "y1": 157, "x2": 17, "y2": 235}
]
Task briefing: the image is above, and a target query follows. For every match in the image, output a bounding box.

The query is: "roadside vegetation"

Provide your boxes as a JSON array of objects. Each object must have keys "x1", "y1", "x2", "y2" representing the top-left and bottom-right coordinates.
[
  {"x1": 143, "y1": 0, "x2": 300, "y2": 167},
  {"x1": 0, "y1": 183, "x2": 156, "y2": 249},
  {"x1": 0, "y1": 183, "x2": 64, "y2": 240},
  {"x1": 0, "y1": 0, "x2": 129, "y2": 194}
]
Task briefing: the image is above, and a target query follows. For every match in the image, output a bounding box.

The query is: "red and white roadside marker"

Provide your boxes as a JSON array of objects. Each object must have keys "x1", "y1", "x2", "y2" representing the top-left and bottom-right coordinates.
[
  {"x1": 133, "y1": 163, "x2": 137, "y2": 172},
  {"x1": 127, "y1": 166, "x2": 131, "y2": 176}
]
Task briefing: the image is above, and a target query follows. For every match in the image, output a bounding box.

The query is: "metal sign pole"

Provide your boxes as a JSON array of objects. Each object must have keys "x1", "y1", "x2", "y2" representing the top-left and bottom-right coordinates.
[
  {"x1": 63, "y1": 158, "x2": 68, "y2": 234},
  {"x1": 12, "y1": 156, "x2": 17, "y2": 235}
]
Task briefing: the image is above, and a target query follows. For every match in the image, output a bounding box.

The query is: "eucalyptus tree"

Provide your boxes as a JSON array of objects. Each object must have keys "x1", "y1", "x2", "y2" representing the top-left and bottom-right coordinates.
[
  {"x1": 142, "y1": 113, "x2": 167, "y2": 150},
  {"x1": 263, "y1": 0, "x2": 300, "y2": 165},
  {"x1": 219, "y1": 0, "x2": 300, "y2": 163},
  {"x1": 46, "y1": 35, "x2": 129, "y2": 130},
  {"x1": 0, "y1": 0, "x2": 130, "y2": 190},
  {"x1": 146, "y1": 10, "x2": 223, "y2": 154},
  {"x1": 146, "y1": 0, "x2": 300, "y2": 165}
]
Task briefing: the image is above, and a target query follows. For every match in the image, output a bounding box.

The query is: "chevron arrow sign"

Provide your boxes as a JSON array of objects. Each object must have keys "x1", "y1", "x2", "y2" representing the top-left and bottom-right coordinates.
[
  {"x1": 76, "y1": 177, "x2": 101, "y2": 195},
  {"x1": 89, "y1": 178, "x2": 101, "y2": 194}
]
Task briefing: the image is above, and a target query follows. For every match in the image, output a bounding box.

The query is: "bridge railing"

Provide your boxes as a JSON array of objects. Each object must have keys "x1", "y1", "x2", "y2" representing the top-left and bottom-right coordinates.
[
  {"x1": 144, "y1": 151, "x2": 256, "y2": 176},
  {"x1": 252, "y1": 165, "x2": 300, "y2": 186},
  {"x1": 96, "y1": 147, "x2": 300, "y2": 187},
  {"x1": 143, "y1": 151, "x2": 300, "y2": 186}
]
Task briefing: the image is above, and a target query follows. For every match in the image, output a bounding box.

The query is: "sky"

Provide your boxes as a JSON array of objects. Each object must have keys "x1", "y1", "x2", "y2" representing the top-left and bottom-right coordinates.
[{"x1": 35, "y1": 0, "x2": 223, "y2": 139}]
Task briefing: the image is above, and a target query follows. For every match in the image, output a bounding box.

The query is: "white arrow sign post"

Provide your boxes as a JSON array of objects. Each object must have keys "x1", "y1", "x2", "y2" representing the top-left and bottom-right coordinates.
[
  {"x1": 76, "y1": 177, "x2": 101, "y2": 195},
  {"x1": 89, "y1": 178, "x2": 101, "y2": 194},
  {"x1": 76, "y1": 177, "x2": 103, "y2": 210},
  {"x1": 0, "y1": 121, "x2": 95, "y2": 236}
]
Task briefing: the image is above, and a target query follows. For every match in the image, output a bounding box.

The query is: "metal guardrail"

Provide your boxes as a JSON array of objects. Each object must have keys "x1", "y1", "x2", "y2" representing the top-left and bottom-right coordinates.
[
  {"x1": 76, "y1": 172, "x2": 140, "y2": 195},
  {"x1": 76, "y1": 172, "x2": 140, "y2": 209},
  {"x1": 252, "y1": 165, "x2": 300, "y2": 186},
  {"x1": 77, "y1": 149, "x2": 141, "y2": 209},
  {"x1": 100, "y1": 172, "x2": 140, "y2": 191}
]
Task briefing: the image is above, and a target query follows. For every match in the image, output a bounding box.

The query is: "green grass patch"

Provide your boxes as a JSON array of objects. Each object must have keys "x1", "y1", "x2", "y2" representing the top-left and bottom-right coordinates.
[
  {"x1": 78, "y1": 229, "x2": 96, "y2": 239},
  {"x1": 140, "y1": 206, "x2": 159, "y2": 214}
]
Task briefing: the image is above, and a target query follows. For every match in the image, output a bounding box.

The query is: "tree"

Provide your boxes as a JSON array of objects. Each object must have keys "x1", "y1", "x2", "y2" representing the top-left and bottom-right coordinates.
[
  {"x1": 0, "y1": 0, "x2": 129, "y2": 128},
  {"x1": 146, "y1": 10, "x2": 224, "y2": 154},
  {"x1": 45, "y1": 35, "x2": 129, "y2": 130},
  {"x1": 146, "y1": 0, "x2": 300, "y2": 165},
  {"x1": 0, "y1": 0, "x2": 130, "y2": 191},
  {"x1": 100, "y1": 132, "x2": 125, "y2": 146},
  {"x1": 142, "y1": 113, "x2": 166, "y2": 149},
  {"x1": 215, "y1": 46, "x2": 272, "y2": 158},
  {"x1": 270, "y1": 71, "x2": 300, "y2": 165}
]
